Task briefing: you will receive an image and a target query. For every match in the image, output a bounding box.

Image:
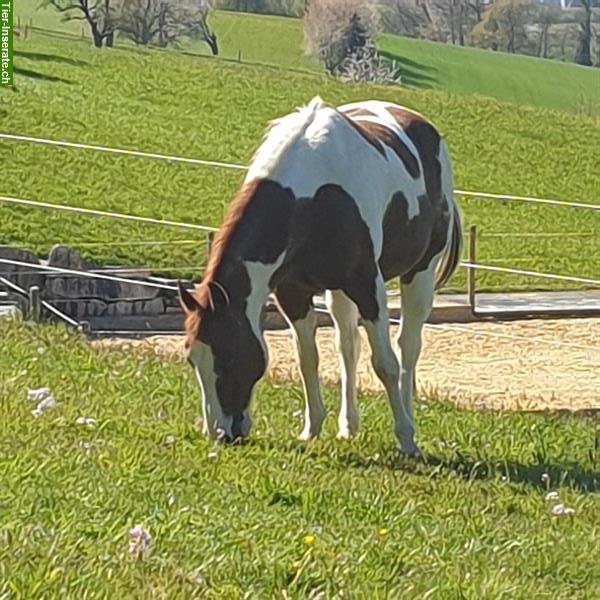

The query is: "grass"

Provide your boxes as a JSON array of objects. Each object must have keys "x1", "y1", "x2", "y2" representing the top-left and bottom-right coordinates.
[
  {"x1": 16, "y1": 2, "x2": 600, "y2": 116},
  {"x1": 2, "y1": 33, "x2": 599, "y2": 292},
  {"x1": 378, "y1": 35, "x2": 600, "y2": 117},
  {"x1": 0, "y1": 318, "x2": 599, "y2": 596}
]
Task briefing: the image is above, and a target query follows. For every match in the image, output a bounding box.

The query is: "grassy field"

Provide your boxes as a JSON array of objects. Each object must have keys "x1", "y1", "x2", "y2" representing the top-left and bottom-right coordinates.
[
  {"x1": 3, "y1": 33, "x2": 599, "y2": 292},
  {"x1": 0, "y1": 318, "x2": 599, "y2": 596},
  {"x1": 15, "y1": 2, "x2": 600, "y2": 115},
  {"x1": 378, "y1": 36, "x2": 600, "y2": 117}
]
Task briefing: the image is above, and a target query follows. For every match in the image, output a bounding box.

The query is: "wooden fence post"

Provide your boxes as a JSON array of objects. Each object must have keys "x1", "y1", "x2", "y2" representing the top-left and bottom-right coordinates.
[{"x1": 28, "y1": 286, "x2": 41, "y2": 322}]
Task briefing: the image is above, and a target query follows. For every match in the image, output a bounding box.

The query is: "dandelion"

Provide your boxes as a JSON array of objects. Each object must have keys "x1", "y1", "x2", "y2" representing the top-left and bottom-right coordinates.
[
  {"x1": 551, "y1": 504, "x2": 575, "y2": 517},
  {"x1": 303, "y1": 534, "x2": 315, "y2": 547},
  {"x1": 76, "y1": 417, "x2": 97, "y2": 427},
  {"x1": 129, "y1": 525, "x2": 152, "y2": 559},
  {"x1": 545, "y1": 491, "x2": 560, "y2": 502},
  {"x1": 378, "y1": 528, "x2": 389, "y2": 539}
]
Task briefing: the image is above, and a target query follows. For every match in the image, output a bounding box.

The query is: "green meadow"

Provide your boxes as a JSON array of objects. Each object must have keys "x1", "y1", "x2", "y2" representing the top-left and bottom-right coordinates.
[
  {"x1": 3, "y1": 32, "x2": 599, "y2": 291},
  {"x1": 0, "y1": 319, "x2": 599, "y2": 596}
]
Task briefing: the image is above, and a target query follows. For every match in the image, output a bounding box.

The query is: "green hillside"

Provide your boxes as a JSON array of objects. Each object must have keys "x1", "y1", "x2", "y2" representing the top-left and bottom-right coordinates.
[
  {"x1": 15, "y1": 4, "x2": 600, "y2": 116},
  {"x1": 379, "y1": 35, "x2": 600, "y2": 117},
  {"x1": 3, "y1": 33, "x2": 599, "y2": 292}
]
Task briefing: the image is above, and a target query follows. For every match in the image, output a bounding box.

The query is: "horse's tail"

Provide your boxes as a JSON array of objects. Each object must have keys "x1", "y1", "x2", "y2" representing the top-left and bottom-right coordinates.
[{"x1": 434, "y1": 201, "x2": 462, "y2": 291}]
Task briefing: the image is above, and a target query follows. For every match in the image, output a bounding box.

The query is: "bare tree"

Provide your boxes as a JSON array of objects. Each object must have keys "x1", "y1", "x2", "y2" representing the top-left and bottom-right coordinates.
[
  {"x1": 118, "y1": 0, "x2": 218, "y2": 53},
  {"x1": 535, "y1": 4, "x2": 561, "y2": 58},
  {"x1": 304, "y1": 0, "x2": 372, "y2": 74},
  {"x1": 575, "y1": 0, "x2": 594, "y2": 65},
  {"x1": 471, "y1": 0, "x2": 536, "y2": 53},
  {"x1": 44, "y1": 0, "x2": 118, "y2": 47},
  {"x1": 374, "y1": 0, "x2": 432, "y2": 38}
]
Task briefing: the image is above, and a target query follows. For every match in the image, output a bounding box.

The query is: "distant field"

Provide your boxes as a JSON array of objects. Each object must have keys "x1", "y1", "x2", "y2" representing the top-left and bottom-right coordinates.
[
  {"x1": 15, "y1": 2, "x2": 600, "y2": 116},
  {"x1": 2, "y1": 34, "x2": 599, "y2": 291},
  {"x1": 1, "y1": 319, "x2": 599, "y2": 596},
  {"x1": 379, "y1": 35, "x2": 600, "y2": 117}
]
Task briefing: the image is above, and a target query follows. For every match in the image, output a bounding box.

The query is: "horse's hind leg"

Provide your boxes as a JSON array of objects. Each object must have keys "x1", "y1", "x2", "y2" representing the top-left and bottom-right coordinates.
[
  {"x1": 396, "y1": 266, "x2": 436, "y2": 445},
  {"x1": 275, "y1": 286, "x2": 326, "y2": 441},
  {"x1": 325, "y1": 290, "x2": 361, "y2": 439}
]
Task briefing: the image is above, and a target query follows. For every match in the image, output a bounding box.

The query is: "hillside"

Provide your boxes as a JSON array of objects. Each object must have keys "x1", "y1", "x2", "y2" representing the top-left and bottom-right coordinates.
[
  {"x1": 379, "y1": 35, "x2": 600, "y2": 117},
  {"x1": 2, "y1": 32, "x2": 599, "y2": 291},
  {"x1": 15, "y1": 4, "x2": 600, "y2": 116}
]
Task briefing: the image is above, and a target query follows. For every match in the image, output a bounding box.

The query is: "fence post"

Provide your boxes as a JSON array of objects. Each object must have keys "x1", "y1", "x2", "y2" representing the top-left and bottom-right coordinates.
[
  {"x1": 206, "y1": 232, "x2": 215, "y2": 267},
  {"x1": 28, "y1": 286, "x2": 41, "y2": 322},
  {"x1": 237, "y1": 50, "x2": 242, "y2": 62},
  {"x1": 467, "y1": 225, "x2": 477, "y2": 314}
]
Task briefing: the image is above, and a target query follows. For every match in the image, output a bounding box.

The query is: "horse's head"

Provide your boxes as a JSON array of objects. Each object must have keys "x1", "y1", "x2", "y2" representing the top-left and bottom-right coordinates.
[{"x1": 177, "y1": 280, "x2": 266, "y2": 443}]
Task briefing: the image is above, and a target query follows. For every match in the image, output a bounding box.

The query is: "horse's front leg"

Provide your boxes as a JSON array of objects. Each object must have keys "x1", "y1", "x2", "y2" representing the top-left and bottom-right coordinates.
[
  {"x1": 351, "y1": 272, "x2": 420, "y2": 456},
  {"x1": 275, "y1": 288, "x2": 326, "y2": 440}
]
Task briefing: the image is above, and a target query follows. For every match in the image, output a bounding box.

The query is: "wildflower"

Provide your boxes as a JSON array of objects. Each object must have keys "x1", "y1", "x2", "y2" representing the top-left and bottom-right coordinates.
[
  {"x1": 27, "y1": 387, "x2": 51, "y2": 403},
  {"x1": 207, "y1": 451, "x2": 218, "y2": 460},
  {"x1": 378, "y1": 528, "x2": 389, "y2": 539},
  {"x1": 303, "y1": 534, "x2": 315, "y2": 547},
  {"x1": 545, "y1": 491, "x2": 560, "y2": 502},
  {"x1": 31, "y1": 396, "x2": 57, "y2": 418},
  {"x1": 76, "y1": 417, "x2": 97, "y2": 427},
  {"x1": 540, "y1": 473, "x2": 550, "y2": 484},
  {"x1": 551, "y1": 504, "x2": 575, "y2": 517},
  {"x1": 164, "y1": 435, "x2": 177, "y2": 447},
  {"x1": 129, "y1": 525, "x2": 152, "y2": 559},
  {"x1": 167, "y1": 494, "x2": 176, "y2": 508}
]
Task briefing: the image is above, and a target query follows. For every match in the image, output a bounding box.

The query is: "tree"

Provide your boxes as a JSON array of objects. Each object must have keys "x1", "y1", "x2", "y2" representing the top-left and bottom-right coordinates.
[
  {"x1": 575, "y1": 0, "x2": 593, "y2": 65},
  {"x1": 118, "y1": 0, "x2": 218, "y2": 53},
  {"x1": 44, "y1": 0, "x2": 118, "y2": 47},
  {"x1": 374, "y1": 0, "x2": 432, "y2": 38},
  {"x1": 535, "y1": 4, "x2": 561, "y2": 58},
  {"x1": 471, "y1": 0, "x2": 535, "y2": 53},
  {"x1": 303, "y1": 0, "x2": 373, "y2": 74}
]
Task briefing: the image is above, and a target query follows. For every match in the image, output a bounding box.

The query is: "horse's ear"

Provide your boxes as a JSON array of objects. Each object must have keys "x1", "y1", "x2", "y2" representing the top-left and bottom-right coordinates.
[{"x1": 177, "y1": 281, "x2": 200, "y2": 314}]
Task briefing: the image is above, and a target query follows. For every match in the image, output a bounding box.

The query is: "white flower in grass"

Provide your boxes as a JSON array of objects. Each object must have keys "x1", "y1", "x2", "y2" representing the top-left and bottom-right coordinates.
[
  {"x1": 129, "y1": 525, "x2": 152, "y2": 559},
  {"x1": 76, "y1": 417, "x2": 97, "y2": 427},
  {"x1": 27, "y1": 387, "x2": 51, "y2": 403},
  {"x1": 545, "y1": 491, "x2": 560, "y2": 503},
  {"x1": 551, "y1": 503, "x2": 575, "y2": 517},
  {"x1": 540, "y1": 473, "x2": 550, "y2": 484},
  {"x1": 31, "y1": 395, "x2": 57, "y2": 418},
  {"x1": 168, "y1": 494, "x2": 176, "y2": 508}
]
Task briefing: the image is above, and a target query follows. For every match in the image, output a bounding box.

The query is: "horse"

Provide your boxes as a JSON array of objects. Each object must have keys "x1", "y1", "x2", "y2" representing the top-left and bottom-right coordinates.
[{"x1": 177, "y1": 97, "x2": 462, "y2": 456}]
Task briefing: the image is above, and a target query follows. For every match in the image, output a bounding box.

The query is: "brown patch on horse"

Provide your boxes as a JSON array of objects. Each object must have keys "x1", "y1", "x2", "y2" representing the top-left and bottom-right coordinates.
[
  {"x1": 385, "y1": 107, "x2": 441, "y2": 200},
  {"x1": 340, "y1": 107, "x2": 378, "y2": 118},
  {"x1": 339, "y1": 111, "x2": 420, "y2": 178}
]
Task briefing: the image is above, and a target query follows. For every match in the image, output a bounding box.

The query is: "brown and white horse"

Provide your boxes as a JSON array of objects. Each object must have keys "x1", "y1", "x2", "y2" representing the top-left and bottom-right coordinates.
[{"x1": 178, "y1": 97, "x2": 462, "y2": 456}]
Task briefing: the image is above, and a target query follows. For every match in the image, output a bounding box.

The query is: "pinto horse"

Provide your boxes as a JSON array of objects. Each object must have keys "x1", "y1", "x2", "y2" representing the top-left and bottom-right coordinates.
[{"x1": 177, "y1": 97, "x2": 462, "y2": 456}]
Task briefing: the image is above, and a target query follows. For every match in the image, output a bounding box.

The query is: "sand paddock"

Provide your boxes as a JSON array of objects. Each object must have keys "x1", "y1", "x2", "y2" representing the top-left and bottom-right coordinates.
[{"x1": 95, "y1": 318, "x2": 599, "y2": 412}]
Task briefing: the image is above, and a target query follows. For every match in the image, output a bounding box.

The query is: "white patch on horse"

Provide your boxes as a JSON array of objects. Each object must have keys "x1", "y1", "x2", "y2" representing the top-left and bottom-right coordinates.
[{"x1": 189, "y1": 342, "x2": 232, "y2": 439}]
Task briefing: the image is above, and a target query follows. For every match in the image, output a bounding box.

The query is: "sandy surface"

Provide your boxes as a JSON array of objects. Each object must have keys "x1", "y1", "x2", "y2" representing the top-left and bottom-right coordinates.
[{"x1": 94, "y1": 318, "x2": 600, "y2": 412}]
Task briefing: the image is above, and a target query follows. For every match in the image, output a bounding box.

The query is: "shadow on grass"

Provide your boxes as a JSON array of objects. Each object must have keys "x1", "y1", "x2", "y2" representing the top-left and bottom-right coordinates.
[
  {"x1": 379, "y1": 50, "x2": 438, "y2": 89},
  {"x1": 14, "y1": 50, "x2": 88, "y2": 67},
  {"x1": 14, "y1": 66, "x2": 72, "y2": 84},
  {"x1": 338, "y1": 450, "x2": 600, "y2": 493}
]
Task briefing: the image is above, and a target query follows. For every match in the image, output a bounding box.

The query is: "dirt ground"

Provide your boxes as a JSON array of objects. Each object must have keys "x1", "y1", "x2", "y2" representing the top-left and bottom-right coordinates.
[{"x1": 95, "y1": 318, "x2": 600, "y2": 412}]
